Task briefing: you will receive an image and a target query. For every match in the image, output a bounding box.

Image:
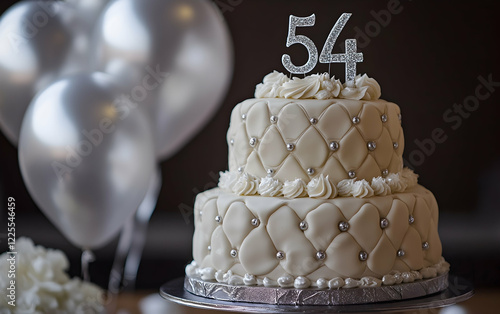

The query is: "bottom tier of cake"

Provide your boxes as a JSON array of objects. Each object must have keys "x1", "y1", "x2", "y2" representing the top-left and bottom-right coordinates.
[{"x1": 189, "y1": 186, "x2": 448, "y2": 289}]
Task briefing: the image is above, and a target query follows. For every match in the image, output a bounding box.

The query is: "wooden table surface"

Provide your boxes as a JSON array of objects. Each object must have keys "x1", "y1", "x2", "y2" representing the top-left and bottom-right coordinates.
[{"x1": 108, "y1": 288, "x2": 499, "y2": 314}]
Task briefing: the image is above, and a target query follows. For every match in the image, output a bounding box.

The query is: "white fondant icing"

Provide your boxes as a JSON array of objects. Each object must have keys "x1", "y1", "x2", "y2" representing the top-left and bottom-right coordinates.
[
  {"x1": 227, "y1": 97, "x2": 404, "y2": 185},
  {"x1": 190, "y1": 185, "x2": 445, "y2": 288}
]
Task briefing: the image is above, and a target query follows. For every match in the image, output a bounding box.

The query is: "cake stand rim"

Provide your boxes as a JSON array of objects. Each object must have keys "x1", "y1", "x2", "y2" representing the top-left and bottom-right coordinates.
[{"x1": 159, "y1": 274, "x2": 473, "y2": 313}]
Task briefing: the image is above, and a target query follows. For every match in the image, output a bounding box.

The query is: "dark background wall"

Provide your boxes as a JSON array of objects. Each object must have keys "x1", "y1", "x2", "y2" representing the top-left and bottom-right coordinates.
[{"x1": 1, "y1": 0, "x2": 499, "y2": 289}]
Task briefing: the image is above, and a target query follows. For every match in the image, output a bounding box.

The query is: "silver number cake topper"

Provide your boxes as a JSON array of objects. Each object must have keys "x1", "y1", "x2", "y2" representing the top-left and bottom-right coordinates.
[
  {"x1": 281, "y1": 14, "x2": 318, "y2": 74},
  {"x1": 282, "y1": 13, "x2": 363, "y2": 82}
]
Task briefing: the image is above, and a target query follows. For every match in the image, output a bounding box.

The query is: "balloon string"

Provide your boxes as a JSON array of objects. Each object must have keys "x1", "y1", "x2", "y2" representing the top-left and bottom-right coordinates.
[
  {"x1": 108, "y1": 218, "x2": 134, "y2": 294},
  {"x1": 81, "y1": 249, "x2": 95, "y2": 282},
  {"x1": 108, "y1": 167, "x2": 161, "y2": 292},
  {"x1": 123, "y1": 167, "x2": 161, "y2": 290}
]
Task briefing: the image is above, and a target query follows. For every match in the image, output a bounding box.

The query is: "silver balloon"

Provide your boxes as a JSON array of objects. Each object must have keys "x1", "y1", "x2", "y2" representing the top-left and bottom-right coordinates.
[
  {"x1": 18, "y1": 72, "x2": 155, "y2": 249},
  {"x1": 58, "y1": 0, "x2": 110, "y2": 75},
  {"x1": 92, "y1": 0, "x2": 233, "y2": 160},
  {"x1": 0, "y1": 1, "x2": 71, "y2": 144}
]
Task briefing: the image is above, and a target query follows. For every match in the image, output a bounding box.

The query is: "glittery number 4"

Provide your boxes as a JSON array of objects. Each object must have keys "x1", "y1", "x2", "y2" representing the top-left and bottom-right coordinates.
[{"x1": 282, "y1": 13, "x2": 363, "y2": 81}]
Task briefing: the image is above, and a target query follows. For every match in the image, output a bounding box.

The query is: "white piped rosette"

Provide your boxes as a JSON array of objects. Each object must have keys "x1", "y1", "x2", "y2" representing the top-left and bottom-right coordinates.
[
  {"x1": 282, "y1": 178, "x2": 308, "y2": 198},
  {"x1": 255, "y1": 71, "x2": 380, "y2": 101},
  {"x1": 218, "y1": 168, "x2": 419, "y2": 199}
]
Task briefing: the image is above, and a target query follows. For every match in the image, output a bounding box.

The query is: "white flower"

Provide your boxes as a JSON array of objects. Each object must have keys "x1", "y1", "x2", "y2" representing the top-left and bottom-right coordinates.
[{"x1": 0, "y1": 238, "x2": 104, "y2": 313}]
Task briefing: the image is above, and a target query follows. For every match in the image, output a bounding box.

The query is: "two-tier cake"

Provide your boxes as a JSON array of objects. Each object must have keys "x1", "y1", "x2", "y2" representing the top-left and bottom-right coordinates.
[{"x1": 185, "y1": 71, "x2": 449, "y2": 304}]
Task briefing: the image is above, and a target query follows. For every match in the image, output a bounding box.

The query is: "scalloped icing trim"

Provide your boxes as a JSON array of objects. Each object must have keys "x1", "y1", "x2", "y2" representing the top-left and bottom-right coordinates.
[
  {"x1": 218, "y1": 168, "x2": 418, "y2": 199},
  {"x1": 185, "y1": 257, "x2": 450, "y2": 289}
]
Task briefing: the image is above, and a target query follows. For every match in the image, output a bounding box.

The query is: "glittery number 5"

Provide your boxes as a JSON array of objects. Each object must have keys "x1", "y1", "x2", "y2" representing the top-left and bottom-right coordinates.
[{"x1": 281, "y1": 14, "x2": 318, "y2": 74}]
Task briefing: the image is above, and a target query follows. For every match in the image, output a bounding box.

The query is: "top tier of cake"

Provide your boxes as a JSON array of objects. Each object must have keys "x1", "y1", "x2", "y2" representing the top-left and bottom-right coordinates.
[{"x1": 226, "y1": 72, "x2": 405, "y2": 188}]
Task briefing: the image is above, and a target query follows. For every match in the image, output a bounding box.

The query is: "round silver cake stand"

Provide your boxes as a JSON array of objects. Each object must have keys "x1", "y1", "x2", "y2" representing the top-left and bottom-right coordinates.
[{"x1": 159, "y1": 275, "x2": 473, "y2": 313}]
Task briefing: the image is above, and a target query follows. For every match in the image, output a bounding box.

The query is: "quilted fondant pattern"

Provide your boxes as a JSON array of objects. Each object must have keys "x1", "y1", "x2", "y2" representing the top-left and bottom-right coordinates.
[
  {"x1": 227, "y1": 98, "x2": 404, "y2": 184},
  {"x1": 192, "y1": 186, "x2": 442, "y2": 281}
]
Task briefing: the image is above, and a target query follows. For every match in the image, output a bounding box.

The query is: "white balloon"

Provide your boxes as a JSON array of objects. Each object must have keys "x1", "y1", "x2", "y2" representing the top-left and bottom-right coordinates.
[
  {"x1": 18, "y1": 72, "x2": 155, "y2": 249},
  {"x1": 58, "y1": 0, "x2": 110, "y2": 75},
  {"x1": 92, "y1": 0, "x2": 233, "y2": 160},
  {"x1": 0, "y1": 1, "x2": 71, "y2": 144},
  {"x1": 0, "y1": 0, "x2": 110, "y2": 145}
]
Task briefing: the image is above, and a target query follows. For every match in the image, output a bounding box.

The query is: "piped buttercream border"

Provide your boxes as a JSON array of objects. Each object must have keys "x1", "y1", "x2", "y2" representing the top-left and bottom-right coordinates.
[
  {"x1": 185, "y1": 257, "x2": 449, "y2": 289},
  {"x1": 218, "y1": 168, "x2": 418, "y2": 199}
]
